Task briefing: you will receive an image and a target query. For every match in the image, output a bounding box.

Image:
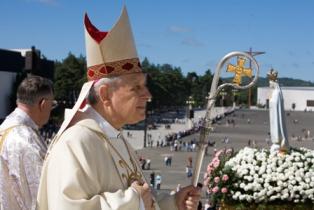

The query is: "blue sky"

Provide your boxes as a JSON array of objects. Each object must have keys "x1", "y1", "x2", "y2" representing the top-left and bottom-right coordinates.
[{"x1": 1, "y1": 0, "x2": 314, "y2": 81}]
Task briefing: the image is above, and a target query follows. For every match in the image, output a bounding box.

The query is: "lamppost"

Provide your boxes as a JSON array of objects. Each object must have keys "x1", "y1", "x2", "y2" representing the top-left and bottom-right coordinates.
[
  {"x1": 245, "y1": 48, "x2": 265, "y2": 108},
  {"x1": 205, "y1": 92, "x2": 213, "y2": 125},
  {"x1": 186, "y1": 96, "x2": 195, "y2": 129},
  {"x1": 219, "y1": 89, "x2": 227, "y2": 107},
  {"x1": 232, "y1": 89, "x2": 238, "y2": 108},
  {"x1": 143, "y1": 98, "x2": 152, "y2": 148}
]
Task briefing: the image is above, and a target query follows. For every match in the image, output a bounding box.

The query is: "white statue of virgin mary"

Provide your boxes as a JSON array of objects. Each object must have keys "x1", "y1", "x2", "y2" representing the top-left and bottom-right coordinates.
[{"x1": 268, "y1": 69, "x2": 289, "y2": 153}]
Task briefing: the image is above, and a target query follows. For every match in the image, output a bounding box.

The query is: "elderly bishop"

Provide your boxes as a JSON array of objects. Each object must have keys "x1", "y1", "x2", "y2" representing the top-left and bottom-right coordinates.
[{"x1": 36, "y1": 6, "x2": 200, "y2": 210}]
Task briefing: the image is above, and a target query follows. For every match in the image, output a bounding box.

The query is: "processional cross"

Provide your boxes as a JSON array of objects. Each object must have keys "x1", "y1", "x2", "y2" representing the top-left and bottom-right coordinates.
[{"x1": 227, "y1": 57, "x2": 252, "y2": 85}]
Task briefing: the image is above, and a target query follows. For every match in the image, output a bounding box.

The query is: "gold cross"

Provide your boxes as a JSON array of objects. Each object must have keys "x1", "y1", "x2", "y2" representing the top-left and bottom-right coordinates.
[{"x1": 226, "y1": 57, "x2": 252, "y2": 85}]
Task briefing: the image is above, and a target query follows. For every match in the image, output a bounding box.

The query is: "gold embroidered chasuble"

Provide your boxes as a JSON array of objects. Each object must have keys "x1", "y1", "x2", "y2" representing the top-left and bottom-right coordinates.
[{"x1": 0, "y1": 108, "x2": 46, "y2": 210}]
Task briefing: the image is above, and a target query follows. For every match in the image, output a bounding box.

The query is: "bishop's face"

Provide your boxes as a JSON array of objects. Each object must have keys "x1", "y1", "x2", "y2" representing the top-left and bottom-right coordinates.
[{"x1": 109, "y1": 73, "x2": 151, "y2": 126}]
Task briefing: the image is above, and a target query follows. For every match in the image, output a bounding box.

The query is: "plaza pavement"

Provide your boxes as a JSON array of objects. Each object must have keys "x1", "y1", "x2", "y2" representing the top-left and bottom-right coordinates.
[
  {"x1": 123, "y1": 108, "x2": 314, "y2": 199},
  {"x1": 122, "y1": 107, "x2": 232, "y2": 150}
]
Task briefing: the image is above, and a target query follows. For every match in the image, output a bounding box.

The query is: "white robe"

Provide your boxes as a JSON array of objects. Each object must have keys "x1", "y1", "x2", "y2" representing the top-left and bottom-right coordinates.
[
  {"x1": 269, "y1": 81, "x2": 289, "y2": 152},
  {"x1": 0, "y1": 108, "x2": 47, "y2": 210},
  {"x1": 37, "y1": 107, "x2": 177, "y2": 210}
]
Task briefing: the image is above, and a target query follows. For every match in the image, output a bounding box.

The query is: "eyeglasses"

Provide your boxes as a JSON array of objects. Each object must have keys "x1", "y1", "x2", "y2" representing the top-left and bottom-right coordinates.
[
  {"x1": 40, "y1": 98, "x2": 58, "y2": 110},
  {"x1": 51, "y1": 100, "x2": 58, "y2": 110}
]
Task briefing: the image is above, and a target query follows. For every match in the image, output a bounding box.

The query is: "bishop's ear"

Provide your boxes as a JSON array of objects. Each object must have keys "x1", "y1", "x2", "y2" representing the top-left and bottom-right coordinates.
[{"x1": 98, "y1": 84, "x2": 110, "y2": 106}]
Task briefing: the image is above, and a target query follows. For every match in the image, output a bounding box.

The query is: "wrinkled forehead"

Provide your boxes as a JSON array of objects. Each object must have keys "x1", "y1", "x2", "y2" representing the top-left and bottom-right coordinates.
[{"x1": 118, "y1": 73, "x2": 147, "y2": 85}]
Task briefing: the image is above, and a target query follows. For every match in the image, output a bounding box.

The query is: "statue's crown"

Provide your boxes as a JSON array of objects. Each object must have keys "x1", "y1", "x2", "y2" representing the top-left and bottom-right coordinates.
[{"x1": 267, "y1": 68, "x2": 278, "y2": 82}]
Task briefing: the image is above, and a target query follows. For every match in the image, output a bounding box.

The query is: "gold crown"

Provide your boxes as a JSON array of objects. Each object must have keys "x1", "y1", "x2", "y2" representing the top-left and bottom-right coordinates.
[{"x1": 267, "y1": 68, "x2": 278, "y2": 82}]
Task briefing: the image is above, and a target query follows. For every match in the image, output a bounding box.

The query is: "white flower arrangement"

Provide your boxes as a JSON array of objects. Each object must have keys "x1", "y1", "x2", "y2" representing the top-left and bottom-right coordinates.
[{"x1": 225, "y1": 147, "x2": 314, "y2": 204}]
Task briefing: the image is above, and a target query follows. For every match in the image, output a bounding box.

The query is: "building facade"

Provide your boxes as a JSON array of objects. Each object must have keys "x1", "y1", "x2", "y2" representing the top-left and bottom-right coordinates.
[
  {"x1": 0, "y1": 47, "x2": 54, "y2": 121},
  {"x1": 257, "y1": 87, "x2": 314, "y2": 111}
]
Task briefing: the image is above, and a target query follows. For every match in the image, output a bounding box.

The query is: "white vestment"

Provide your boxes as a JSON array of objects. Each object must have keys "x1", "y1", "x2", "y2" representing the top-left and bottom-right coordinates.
[
  {"x1": 269, "y1": 81, "x2": 289, "y2": 152},
  {"x1": 37, "y1": 106, "x2": 177, "y2": 210},
  {"x1": 0, "y1": 108, "x2": 47, "y2": 210}
]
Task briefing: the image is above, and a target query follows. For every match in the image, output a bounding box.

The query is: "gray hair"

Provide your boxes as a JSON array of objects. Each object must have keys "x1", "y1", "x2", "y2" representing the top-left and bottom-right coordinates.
[
  {"x1": 17, "y1": 75, "x2": 54, "y2": 105},
  {"x1": 87, "y1": 77, "x2": 122, "y2": 105}
]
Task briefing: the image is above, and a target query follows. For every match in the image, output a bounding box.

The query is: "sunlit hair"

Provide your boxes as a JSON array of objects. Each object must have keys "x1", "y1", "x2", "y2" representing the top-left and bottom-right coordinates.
[
  {"x1": 17, "y1": 75, "x2": 54, "y2": 105},
  {"x1": 87, "y1": 77, "x2": 122, "y2": 105}
]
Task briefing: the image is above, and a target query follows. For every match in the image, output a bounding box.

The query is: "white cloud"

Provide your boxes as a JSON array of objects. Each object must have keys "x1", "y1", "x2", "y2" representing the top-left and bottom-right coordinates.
[
  {"x1": 181, "y1": 37, "x2": 205, "y2": 47},
  {"x1": 168, "y1": 25, "x2": 190, "y2": 33},
  {"x1": 292, "y1": 62, "x2": 300, "y2": 69},
  {"x1": 138, "y1": 43, "x2": 153, "y2": 49},
  {"x1": 24, "y1": 0, "x2": 58, "y2": 6},
  {"x1": 181, "y1": 58, "x2": 190, "y2": 63},
  {"x1": 305, "y1": 50, "x2": 312, "y2": 55}
]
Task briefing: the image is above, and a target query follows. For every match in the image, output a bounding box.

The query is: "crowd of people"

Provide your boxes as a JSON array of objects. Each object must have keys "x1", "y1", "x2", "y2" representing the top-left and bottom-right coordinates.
[{"x1": 39, "y1": 121, "x2": 59, "y2": 144}]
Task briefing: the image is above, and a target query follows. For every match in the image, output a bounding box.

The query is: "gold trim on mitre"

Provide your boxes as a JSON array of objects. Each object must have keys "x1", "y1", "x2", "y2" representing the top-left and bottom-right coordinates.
[
  {"x1": 84, "y1": 6, "x2": 142, "y2": 80},
  {"x1": 87, "y1": 58, "x2": 142, "y2": 80},
  {"x1": 267, "y1": 68, "x2": 278, "y2": 82}
]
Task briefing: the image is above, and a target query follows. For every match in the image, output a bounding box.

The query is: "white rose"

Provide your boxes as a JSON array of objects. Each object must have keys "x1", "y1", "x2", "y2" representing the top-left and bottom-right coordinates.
[
  {"x1": 247, "y1": 176, "x2": 253, "y2": 182},
  {"x1": 276, "y1": 166, "x2": 283, "y2": 173},
  {"x1": 288, "y1": 184, "x2": 293, "y2": 190},
  {"x1": 246, "y1": 195, "x2": 253, "y2": 203},
  {"x1": 275, "y1": 186, "x2": 282, "y2": 193},
  {"x1": 232, "y1": 194, "x2": 238, "y2": 200},
  {"x1": 296, "y1": 176, "x2": 302, "y2": 182},
  {"x1": 277, "y1": 180, "x2": 283, "y2": 187},
  {"x1": 264, "y1": 182, "x2": 270, "y2": 188},
  {"x1": 281, "y1": 193, "x2": 289, "y2": 199},
  {"x1": 242, "y1": 169, "x2": 248, "y2": 175},
  {"x1": 244, "y1": 185, "x2": 249, "y2": 191},
  {"x1": 266, "y1": 189, "x2": 274, "y2": 196},
  {"x1": 266, "y1": 168, "x2": 272, "y2": 174},
  {"x1": 270, "y1": 195, "x2": 278, "y2": 201},
  {"x1": 239, "y1": 194, "x2": 246, "y2": 201},
  {"x1": 240, "y1": 183, "x2": 246, "y2": 189}
]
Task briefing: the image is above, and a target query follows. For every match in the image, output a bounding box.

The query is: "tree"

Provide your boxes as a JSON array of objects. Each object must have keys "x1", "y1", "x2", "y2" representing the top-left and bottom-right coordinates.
[
  {"x1": 52, "y1": 53, "x2": 87, "y2": 123},
  {"x1": 54, "y1": 53, "x2": 86, "y2": 102},
  {"x1": 143, "y1": 60, "x2": 189, "y2": 110}
]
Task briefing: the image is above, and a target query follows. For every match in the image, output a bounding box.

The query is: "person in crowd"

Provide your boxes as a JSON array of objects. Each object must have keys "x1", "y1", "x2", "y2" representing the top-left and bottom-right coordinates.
[
  {"x1": 186, "y1": 165, "x2": 193, "y2": 178},
  {"x1": 146, "y1": 158, "x2": 151, "y2": 170},
  {"x1": 187, "y1": 156, "x2": 193, "y2": 168},
  {"x1": 150, "y1": 171, "x2": 155, "y2": 188},
  {"x1": 168, "y1": 156, "x2": 172, "y2": 166},
  {"x1": 176, "y1": 184, "x2": 181, "y2": 192},
  {"x1": 155, "y1": 173, "x2": 162, "y2": 190},
  {"x1": 0, "y1": 75, "x2": 54, "y2": 210}
]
